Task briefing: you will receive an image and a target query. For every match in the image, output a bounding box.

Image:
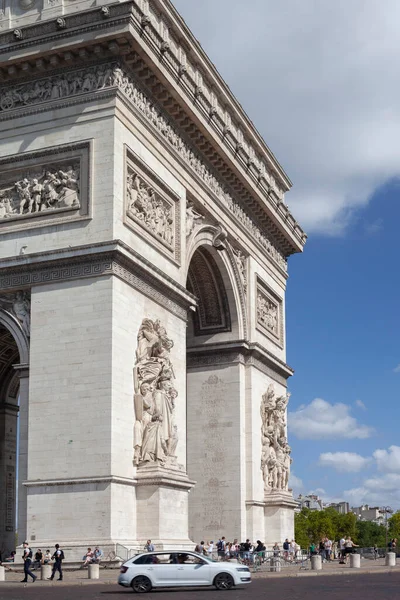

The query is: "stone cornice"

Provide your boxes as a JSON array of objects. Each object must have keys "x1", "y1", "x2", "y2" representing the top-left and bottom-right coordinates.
[
  {"x1": 23, "y1": 475, "x2": 137, "y2": 488},
  {"x1": 0, "y1": 0, "x2": 306, "y2": 257},
  {"x1": 187, "y1": 340, "x2": 293, "y2": 385},
  {"x1": 0, "y1": 239, "x2": 197, "y2": 320}
]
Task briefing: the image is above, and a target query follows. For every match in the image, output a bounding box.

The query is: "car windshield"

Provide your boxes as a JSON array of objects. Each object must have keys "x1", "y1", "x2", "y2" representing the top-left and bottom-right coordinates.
[{"x1": 193, "y1": 553, "x2": 216, "y2": 563}]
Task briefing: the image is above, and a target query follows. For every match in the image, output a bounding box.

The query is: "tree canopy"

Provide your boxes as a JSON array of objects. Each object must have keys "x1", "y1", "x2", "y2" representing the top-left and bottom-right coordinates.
[{"x1": 294, "y1": 507, "x2": 387, "y2": 548}]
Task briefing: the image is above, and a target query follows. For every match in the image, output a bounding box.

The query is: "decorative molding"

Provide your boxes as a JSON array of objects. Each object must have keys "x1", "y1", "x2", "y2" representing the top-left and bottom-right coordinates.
[
  {"x1": 125, "y1": 146, "x2": 181, "y2": 264},
  {"x1": 187, "y1": 341, "x2": 292, "y2": 386},
  {"x1": 0, "y1": 244, "x2": 191, "y2": 320},
  {"x1": 0, "y1": 60, "x2": 287, "y2": 271},
  {"x1": 256, "y1": 275, "x2": 284, "y2": 348},
  {"x1": 0, "y1": 142, "x2": 90, "y2": 234},
  {"x1": 23, "y1": 475, "x2": 137, "y2": 488}
]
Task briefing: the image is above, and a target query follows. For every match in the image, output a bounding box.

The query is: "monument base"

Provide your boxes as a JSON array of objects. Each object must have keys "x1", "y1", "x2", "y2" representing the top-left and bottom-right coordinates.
[
  {"x1": 263, "y1": 489, "x2": 297, "y2": 546},
  {"x1": 135, "y1": 463, "x2": 196, "y2": 545}
]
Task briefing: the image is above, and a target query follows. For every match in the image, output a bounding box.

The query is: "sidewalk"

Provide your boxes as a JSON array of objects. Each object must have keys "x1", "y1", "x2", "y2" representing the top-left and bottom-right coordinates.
[
  {"x1": 252, "y1": 557, "x2": 400, "y2": 578},
  {"x1": 1, "y1": 558, "x2": 400, "y2": 585}
]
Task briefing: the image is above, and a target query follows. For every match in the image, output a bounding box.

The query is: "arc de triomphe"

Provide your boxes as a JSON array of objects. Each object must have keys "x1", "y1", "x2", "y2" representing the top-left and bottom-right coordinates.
[{"x1": 0, "y1": 0, "x2": 306, "y2": 558}]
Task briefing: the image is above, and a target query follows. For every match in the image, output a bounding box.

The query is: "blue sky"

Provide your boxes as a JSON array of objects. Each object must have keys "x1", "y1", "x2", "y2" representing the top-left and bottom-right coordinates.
[{"x1": 172, "y1": 0, "x2": 400, "y2": 508}]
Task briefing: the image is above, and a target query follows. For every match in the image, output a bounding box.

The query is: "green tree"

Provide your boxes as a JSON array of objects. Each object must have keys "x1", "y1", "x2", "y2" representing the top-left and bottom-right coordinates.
[
  {"x1": 295, "y1": 507, "x2": 358, "y2": 548},
  {"x1": 388, "y1": 511, "x2": 400, "y2": 543},
  {"x1": 356, "y1": 521, "x2": 386, "y2": 547}
]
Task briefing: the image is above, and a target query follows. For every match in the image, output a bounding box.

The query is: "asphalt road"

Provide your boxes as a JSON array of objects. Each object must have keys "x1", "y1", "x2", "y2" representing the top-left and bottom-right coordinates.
[{"x1": 1, "y1": 573, "x2": 400, "y2": 600}]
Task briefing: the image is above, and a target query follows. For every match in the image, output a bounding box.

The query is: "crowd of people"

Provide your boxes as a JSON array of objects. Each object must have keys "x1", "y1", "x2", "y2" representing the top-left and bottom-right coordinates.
[{"x1": 0, "y1": 541, "x2": 104, "y2": 583}]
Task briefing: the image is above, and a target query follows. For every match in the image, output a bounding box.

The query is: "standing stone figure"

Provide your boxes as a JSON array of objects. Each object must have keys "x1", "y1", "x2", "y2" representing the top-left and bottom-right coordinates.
[
  {"x1": 133, "y1": 318, "x2": 178, "y2": 467},
  {"x1": 0, "y1": 290, "x2": 31, "y2": 337},
  {"x1": 260, "y1": 384, "x2": 291, "y2": 491}
]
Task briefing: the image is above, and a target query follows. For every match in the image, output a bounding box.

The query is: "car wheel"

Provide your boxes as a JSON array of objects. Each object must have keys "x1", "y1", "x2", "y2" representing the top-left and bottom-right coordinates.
[
  {"x1": 214, "y1": 572, "x2": 234, "y2": 590},
  {"x1": 131, "y1": 575, "x2": 152, "y2": 593}
]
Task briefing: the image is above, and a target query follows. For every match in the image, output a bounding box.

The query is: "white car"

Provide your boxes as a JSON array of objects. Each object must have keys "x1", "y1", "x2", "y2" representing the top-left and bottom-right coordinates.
[{"x1": 118, "y1": 550, "x2": 251, "y2": 592}]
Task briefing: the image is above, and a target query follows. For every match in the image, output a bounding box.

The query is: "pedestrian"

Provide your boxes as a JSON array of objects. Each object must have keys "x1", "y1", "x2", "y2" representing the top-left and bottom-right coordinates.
[
  {"x1": 273, "y1": 542, "x2": 280, "y2": 557},
  {"x1": 43, "y1": 549, "x2": 52, "y2": 564},
  {"x1": 283, "y1": 538, "x2": 289, "y2": 560},
  {"x1": 33, "y1": 548, "x2": 43, "y2": 570},
  {"x1": 93, "y1": 546, "x2": 103, "y2": 563},
  {"x1": 48, "y1": 543, "x2": 64, "y2": 581},
  {"x1": 21, "y1": 541, "x2": 36, "y2": 583},
  {"x1": 339, "y1": 536, "x2": 346, "y2": 563},
  {"x1": 325, "y1": 538, "x2": 332, "y2": 561},
  {"x1": 207, "y1": 541, "x2": 214, "y2": 557},
  {"x1": 194, "y1": 541, "x2": 205, "y2": 554},
  {"x1": 217, "y1": 537, "x2": 226, "y2": 560},
  {"x1": 144, "y1": 539, "x2": 154, "y2": 552},
  {"x1": 82, "y1": 547, "x2": 94, "y2": 567},
  {"x1": 344, "y1": 537, "x2": 358, "y2": 563}
]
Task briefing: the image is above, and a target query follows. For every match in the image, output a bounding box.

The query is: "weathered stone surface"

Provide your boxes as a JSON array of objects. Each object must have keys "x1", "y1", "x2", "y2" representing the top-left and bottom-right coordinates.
[{"x1": 0, "y1": 0, "x2": 305, "y2": 557}]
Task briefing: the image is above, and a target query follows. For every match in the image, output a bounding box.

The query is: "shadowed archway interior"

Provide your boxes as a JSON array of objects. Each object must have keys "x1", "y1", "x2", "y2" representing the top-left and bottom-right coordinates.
[
  {"x1": 187, "y1": 247, "x2": 231, "y2": 337},
  {"x1": 0, "y1": 323, "x2": 19, "y2": 557}
]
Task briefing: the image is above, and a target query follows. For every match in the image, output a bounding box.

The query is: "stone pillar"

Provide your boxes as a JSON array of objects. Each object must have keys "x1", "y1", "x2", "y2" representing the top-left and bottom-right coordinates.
[
  {"x1": 0, "y1": 402, "x2": 18, "y2": 556},
  {"x1": 0, "y1": 566, "x2": 5, "y2": 581},
  {"x1": 386, "y1": 552, "x2": 396, "y2": 566},
  {"x1": 269, "y1": 557, "x2": 281, "y2": 572},
  {"x1": 311, "y1": 555, "x2": 322, "y2": 570},
  {"x1": 88, "y1": 564, "x2": 99, "y2": 579},
  {"x1": 186, "y1": 361, "x2": 246, "y2": 543},
  {"x1": 41, "y1": 564, "x2": 51, "y2": 580},
  {"x1": 350, "y1": 553, "x2": 360, "y2": 568},
  {"x1": 15, "y1": 364, "x2": 29, "y2": 546},
  {"x1": 135, "y1": 465, "x2": 195, "y2": 545},
  {"x1": 263, "y1": 491, "x2": 297, "y2": 546}
]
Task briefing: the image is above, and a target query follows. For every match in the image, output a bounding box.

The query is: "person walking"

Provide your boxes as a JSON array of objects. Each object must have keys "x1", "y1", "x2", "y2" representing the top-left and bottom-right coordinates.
[
  {"x1": 48, "y1": 543, "x2": 64, "y2": 581},
  {"x1": 21, "y1": 541, "x2": 36, "y2": 583}
]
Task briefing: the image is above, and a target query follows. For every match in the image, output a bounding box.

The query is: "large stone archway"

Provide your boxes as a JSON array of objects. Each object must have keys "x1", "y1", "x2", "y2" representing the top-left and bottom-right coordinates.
[
  {"x1": 0, "y1": 308, "x2": 30, "y2": 556},
  {"x1": 0, "y1": 0, "x2": 305, "y2": 557}
]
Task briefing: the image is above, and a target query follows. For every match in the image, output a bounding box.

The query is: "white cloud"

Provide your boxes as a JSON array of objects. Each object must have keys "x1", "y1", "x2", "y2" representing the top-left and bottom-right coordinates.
[
  {"x1": 345, "y1": 475, "x2": 400, "y2": 507},
  {"x1": 173, "y1": 0, "x2": 400, "y2": 234},
  {"x1": 393, "y1": 364, "x2": 400, "y2": 373},
  {"x1": 288, "y1": 398, "x2": 374, "y2": 440},
  {"x1": 288, "y1": 472, "x2": 303, "y2": 493},
  {"x1": 355, "y1": 399, "x2": 366, "y2": 410},
  {"x1": 318, "y1": 452, "x2": 371, "y2": 473},
  {"x1": 373, "y1": 446, "x2": 400, "y2": 473}
]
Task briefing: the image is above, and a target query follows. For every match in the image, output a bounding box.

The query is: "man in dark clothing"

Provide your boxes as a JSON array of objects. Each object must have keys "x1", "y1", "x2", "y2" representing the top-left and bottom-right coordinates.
[
  {"x1": 21, "y1": 541, "x2": 36, "y2": 583},
  {"x1": 48, "y1": 543, "x2": 64, "y2": 581}
]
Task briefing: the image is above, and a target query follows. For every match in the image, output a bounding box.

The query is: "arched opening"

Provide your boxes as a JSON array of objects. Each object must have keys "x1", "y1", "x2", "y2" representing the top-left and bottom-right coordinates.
[
  {"x1": 186, "y1": 243, "x2": 244, "y2": 542},
  {"x1": 0, "y1": 323, "x2": 20, "y2": 558}
]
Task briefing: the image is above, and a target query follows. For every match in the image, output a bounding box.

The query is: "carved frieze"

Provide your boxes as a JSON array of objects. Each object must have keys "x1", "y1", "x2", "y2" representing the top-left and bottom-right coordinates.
[
  {"x1": 125, "y1": 148, "x2": 180, "y2": 263},
  {"x1": 0, "y1": 60, "x2": 287, "y2": 271},
  {"x1": 260, "y1": 383, "x2": 291, "y2": 492},
  {"x1": 0, "y1": 142, "x2": 90, "y2": 233},
  {"x1": 256, "y1": 276, "x2": 283, "y2": 347},
  {"x1": 0, "y1": 290, "x2": 31, "y2": 337},
  {"x1": 133, "y1": 318, "x2": 179, "y2": 468}
]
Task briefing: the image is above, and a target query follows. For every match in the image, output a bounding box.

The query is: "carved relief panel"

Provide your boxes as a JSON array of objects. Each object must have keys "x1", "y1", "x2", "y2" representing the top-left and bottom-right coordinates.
[
  {"x1": 124, "y1": 146, "x2": 181, "y2": 264},
  {"x1": 256, "y1": 276, "x2": 283, "y2": 348},
  {"x1": 0, "y1": 142, "x2": 90, "y2": 234}
]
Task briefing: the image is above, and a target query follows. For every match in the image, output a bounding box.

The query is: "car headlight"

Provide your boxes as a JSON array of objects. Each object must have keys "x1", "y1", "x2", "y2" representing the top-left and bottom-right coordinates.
[{"x1": 236, "y1": 567, "x2": 250, "y2": 572}]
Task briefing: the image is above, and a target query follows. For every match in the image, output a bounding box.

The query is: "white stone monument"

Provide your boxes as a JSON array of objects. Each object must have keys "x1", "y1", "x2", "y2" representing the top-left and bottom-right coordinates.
[{"x1": 0, "y1": 0, "x2": 306, "y2": 558}]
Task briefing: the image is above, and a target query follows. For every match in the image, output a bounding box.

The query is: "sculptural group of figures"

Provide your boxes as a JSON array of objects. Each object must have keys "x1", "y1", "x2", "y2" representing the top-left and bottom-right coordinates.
[
  {"x1": 133, "y1": 319, "x2": 178, "y2": 467},
  {"x1": 260, "y1": 384, "x2": 292, "y2": 491},
  {"x1": 126, "y1": 172, "x2": 174, "y2": 247},
  {"x1": 0, "y1": 165, "x2": 80, "y2": 220},
  {"x1": 257, "y1": 292, "x2": 278, "y2": 334},
  {"x1": 0, "y1": 64, "x2": 118, "y2": 112},
  {"x1": 0, "y1": 291, "x2": 31, "y2": 337}
]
